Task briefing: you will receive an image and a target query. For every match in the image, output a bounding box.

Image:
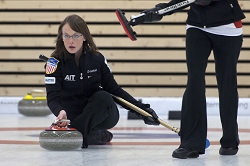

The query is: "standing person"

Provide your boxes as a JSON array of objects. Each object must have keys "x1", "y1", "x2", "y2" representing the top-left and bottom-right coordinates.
[
  {"x1": 44, "y1": 14, "x2": 160, "y2": 148},
  {"x1": 140, "y1": 0, "x2": 245, "y2": 159}
]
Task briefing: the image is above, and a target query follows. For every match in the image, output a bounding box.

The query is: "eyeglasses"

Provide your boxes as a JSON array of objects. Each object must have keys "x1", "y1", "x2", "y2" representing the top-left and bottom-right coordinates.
[{"x1": 62, "y1": 34, "x2": 83, "y2": 40}]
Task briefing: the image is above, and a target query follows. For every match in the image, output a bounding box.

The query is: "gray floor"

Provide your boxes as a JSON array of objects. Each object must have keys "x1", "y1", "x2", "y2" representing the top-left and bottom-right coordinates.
[{"x1": 1, "y1": 113, "x2": 250, "y2": 166}]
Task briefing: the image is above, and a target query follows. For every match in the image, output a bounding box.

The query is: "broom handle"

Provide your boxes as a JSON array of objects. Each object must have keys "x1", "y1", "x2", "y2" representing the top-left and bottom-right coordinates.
[
  {"x1": 111, "y1": 94, "x2": 180, "y2": 133},
  {"x1": 158, "y1": 0, "x2": 195, "y2": 15}
]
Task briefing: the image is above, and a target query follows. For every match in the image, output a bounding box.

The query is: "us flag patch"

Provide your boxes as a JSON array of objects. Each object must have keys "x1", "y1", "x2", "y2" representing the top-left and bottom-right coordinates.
[{"x1": 46, "y1": 58, "x2": 59, "y2": 74}]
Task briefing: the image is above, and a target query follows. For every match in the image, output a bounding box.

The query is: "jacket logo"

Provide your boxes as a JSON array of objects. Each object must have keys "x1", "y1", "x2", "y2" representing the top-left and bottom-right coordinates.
[
  {"x1": 64, "y1": 75, "x2": 75, "y2": 81},
  {"x1": 45, "y1": 77, "x2": 55, "y2": 84},
  {"x1": 87, "y1": 69, "x2": 97, "y2": 73},
  {"x1": 44, "y1": 77, "x2": 56, "y2": 84},
  {"x1": 46, "y1": 58, "x2": 59, "y2": 74}
]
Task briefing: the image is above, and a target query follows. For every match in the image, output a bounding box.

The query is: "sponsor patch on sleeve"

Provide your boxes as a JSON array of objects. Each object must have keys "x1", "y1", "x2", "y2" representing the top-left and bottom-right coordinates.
[
  {"x1": 46, "y1": 58, "x2": 59, "y2": 74},
  {"x1": 45, "y1": 77, "x2": 56, "y2": 84}
]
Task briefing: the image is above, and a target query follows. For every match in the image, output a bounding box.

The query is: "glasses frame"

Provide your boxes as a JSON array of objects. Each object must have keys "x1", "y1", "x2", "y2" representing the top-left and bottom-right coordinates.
[{"x1": 62, "y1": 33, "x2": 83, "y2": 40}]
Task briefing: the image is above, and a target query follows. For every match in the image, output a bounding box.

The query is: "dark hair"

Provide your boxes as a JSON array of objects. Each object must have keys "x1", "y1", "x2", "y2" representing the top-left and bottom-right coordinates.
[{"x1": 51, "y1": 14, "x2": 98, "y2": 59}]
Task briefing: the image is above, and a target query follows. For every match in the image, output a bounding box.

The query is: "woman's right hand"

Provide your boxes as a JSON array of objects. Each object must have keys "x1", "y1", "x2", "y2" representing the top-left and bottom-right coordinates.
[{"x1": 56, "y1": 110, "x2": 68, "y2": 127}]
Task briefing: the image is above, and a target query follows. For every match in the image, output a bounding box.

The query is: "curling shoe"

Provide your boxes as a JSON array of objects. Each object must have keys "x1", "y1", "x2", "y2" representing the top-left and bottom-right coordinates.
[
  {"x1": 219, "y1": 147, "x2": 238, "y2": 155},
  {"x1": 88, "y1": 130, "x2": 113, "y2": 145},
  {"x1": 82, "y1": 130, "x2": 113, "y2": 148},
  {"x1": 172, "y1": 147, "x2": 199, "y2": 159},
  {"x1": 96, "y1": 130, "x2": 113, "y2": 144},
  {"x1": 106, "y1": 130, "x2": 113, "y2": 142}
]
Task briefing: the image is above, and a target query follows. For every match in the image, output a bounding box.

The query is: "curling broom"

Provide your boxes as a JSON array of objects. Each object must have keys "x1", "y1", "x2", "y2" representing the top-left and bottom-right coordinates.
[{"x1": 111, "y1": 94, "x2": 210, "y2": 148}]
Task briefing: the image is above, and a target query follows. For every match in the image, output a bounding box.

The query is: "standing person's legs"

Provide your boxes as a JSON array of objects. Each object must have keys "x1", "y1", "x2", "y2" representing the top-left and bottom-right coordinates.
[
  {"x1": 71, "y1": 90, "x2": 119, "y2": 148},
  {"x1": 212, "y1": 34, "x2": 242, "y2": 154},
  {"x1": 173, "y1": 28, "x2": 212, "y2": 158}
]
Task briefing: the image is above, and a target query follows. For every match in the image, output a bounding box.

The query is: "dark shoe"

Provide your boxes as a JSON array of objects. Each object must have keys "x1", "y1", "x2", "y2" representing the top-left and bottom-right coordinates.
[
  {"x1": 81, "y1": 143, "x2": 88, "y2": 149},
  {"x1": 106, "y1": 130, "x2": 113, "y2": 142},
  {"x1": 172, "y1": 147, "x2": 199, "y2": 159},
  {"x1": 219, "y1": 147, "x2": 238, "y2": 155},
  {"x1": 87, "y1": 130, "x2": 113, "y2": 145}
]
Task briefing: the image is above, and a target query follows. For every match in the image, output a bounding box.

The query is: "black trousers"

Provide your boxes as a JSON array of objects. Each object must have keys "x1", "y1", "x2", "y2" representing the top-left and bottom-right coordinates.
[
  {"x1": 179, "y1": 28, "x2": 242, "y2": 153},
  {"x1": 71, "y1": 90, "x2": 119, "y2": 147}
]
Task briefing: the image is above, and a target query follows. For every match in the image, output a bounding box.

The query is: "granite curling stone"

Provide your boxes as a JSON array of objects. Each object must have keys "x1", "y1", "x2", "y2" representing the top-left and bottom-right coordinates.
[
  {"x1": 39, "y1": 126, "x2": 83, "y2": 151},
  {"x1": 18, "y1": 89, "x2": 51, "y2": 116}
]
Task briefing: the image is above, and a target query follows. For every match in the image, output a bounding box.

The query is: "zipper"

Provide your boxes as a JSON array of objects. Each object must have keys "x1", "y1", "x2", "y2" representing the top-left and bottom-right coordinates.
[
  {"x1": 77, "y1": 54, "x2": 84, "y2": 97},
  {"x1": 203, "y1": 6, "x2": 207, "y2": 28},
  {"x1": 226, "y1": 0, "x2": 233, "y2": 8},
  {"x1": 202, "y1": 1, "x2": 233, "y2": 28},
  {"x1": 80, "y1": 73, "x2": 83, "y2": 80},
  {"x1": 226, "y1": 0, "x2": 235, "y2": 16},
  {"x1": 80, "y1": 72, "x2": 83, "y2": 105}
]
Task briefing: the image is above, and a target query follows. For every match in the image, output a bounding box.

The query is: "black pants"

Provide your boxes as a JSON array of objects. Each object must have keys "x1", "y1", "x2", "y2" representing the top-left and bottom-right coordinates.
[
  {"x1": 179, "y1": 28, "x2": 242, "y2": 153},
  {"x1": 71, "y1": 90, "x2": 119, "y2": 147}
]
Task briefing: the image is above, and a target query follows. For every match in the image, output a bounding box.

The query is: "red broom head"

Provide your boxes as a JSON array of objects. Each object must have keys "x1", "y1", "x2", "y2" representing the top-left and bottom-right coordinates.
[{"x1": 115, "y1": 9, "x2": 137, "y2": 41}]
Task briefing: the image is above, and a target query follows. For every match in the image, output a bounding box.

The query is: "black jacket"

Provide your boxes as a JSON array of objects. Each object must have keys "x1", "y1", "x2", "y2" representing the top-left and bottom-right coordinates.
[
  {"x1": 45, "y1": 51, "x2": 144, "y2": 117},
  {"x1": 164, "y1": 0, "x2": 245, "y2": 28}
]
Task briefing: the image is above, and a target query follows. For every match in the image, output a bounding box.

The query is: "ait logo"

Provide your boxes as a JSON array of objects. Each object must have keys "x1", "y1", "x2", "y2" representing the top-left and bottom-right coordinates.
[{"x1": 64, "y1": 75, "x2": 76, "y2": 81}]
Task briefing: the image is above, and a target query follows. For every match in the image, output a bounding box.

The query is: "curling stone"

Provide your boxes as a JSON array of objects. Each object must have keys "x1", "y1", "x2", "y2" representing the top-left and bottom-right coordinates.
[
  {"x1": 39, "y1": 125, "x2": 83, "y2": 151},
  {"x1": 18, "y1": 89, "x2": 51, "y2": 116}
]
